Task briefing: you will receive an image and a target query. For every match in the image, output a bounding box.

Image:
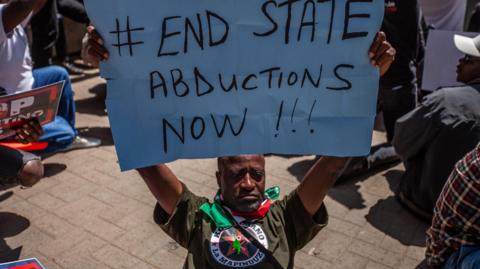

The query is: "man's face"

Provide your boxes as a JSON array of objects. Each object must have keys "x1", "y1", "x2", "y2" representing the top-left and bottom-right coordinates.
[
  {"x1": 216, "y1": 155, "x2": 266, "y2": 213},
  {"x1": 457, "y1": 55, "x2": 480, "y2": 83}
]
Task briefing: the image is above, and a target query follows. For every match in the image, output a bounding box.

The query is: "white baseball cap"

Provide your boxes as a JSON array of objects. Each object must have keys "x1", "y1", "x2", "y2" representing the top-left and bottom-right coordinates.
[{"x1": 454, "y1": 34, "x2": 480, "y2": 57}]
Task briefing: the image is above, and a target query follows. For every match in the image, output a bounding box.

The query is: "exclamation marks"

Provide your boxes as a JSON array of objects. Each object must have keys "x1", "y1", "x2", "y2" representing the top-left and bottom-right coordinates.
[
  {"x1": 274, "y1": 98, "x2": 317, "y2": 137},
  {"x1": 290, "y1": 98, "x2": 299, "y2": 133},
  {"x1": 308, "y1": 100, "x2": 317, "y2": 133},
  {"x1": 275, "y1": 101, "x2": 284, "y2": 138}
]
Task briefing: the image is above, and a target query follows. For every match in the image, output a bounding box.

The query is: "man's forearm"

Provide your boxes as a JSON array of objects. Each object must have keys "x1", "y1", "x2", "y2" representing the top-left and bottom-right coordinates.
[
  {"x1": 137, "y1": 164, "x2": 183, "y2": 215},
  {"x1": 297, "y1": 157, "x2": 348, "y2": 216},
  {"x1": 2, "y1": 0, "x2": 47, "y2": 34}
]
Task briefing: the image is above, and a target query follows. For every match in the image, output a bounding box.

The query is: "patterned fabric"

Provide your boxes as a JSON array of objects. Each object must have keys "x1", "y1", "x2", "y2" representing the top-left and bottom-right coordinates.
[{"x1": 426, "y1": 143, "x2": 480, "y2": 267}]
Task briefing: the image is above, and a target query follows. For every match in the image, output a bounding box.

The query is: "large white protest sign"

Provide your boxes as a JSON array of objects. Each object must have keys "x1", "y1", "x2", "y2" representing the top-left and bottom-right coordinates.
[{"x1": 84, "y1": 0, "x2": 384, "y2": 171}]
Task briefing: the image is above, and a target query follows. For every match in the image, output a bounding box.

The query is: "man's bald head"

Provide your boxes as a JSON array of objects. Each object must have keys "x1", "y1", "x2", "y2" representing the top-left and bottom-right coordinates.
[{"x1": 217, "y1": 154, "x2": 265, "y2": 172}]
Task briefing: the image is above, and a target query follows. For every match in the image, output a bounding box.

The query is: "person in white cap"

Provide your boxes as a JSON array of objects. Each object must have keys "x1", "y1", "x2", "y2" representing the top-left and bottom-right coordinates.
[{"x1": 392, "y1": 33, "x2": 480, "y2": 223}]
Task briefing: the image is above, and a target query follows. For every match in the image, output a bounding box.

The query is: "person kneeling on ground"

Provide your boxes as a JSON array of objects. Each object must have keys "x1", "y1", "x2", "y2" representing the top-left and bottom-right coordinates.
[
  {"x1": 393, "y1": 34, "x2": 480, "y2": 220},
  {"x1": 0, "y1": 119, "x2": 45, "y2": 187},
  {"x1": 426, "y1": 143, "x2": 480, "y2": 269},
  {"x1": 84, "y1": 25, "x2": 396, "y2": 268},
  {"x1": 0, "y1": 0, "x2": 100, "y2": 153}
]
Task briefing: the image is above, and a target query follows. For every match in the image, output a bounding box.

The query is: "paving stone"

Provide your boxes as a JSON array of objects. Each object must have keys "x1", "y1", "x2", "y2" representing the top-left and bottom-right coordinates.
[
  {"x1": 406, "y1": 245, "x2": 427, "y2": 261},
  {"x1": 28, "y1": 253, "x2": 64, "y2": 269},
  {"x1": 0, "y1": 193, "x2": 25, "y2": 210},
  {"x1": 55, "y1": 235, "x2": 110, "y2": 269},
  {"x1": 327, "y1": 217, "x2": 362, "y2": 238},
  {"x1": 36, "y1": 228, "x2": 87, "y2": 257},
  {"x1": 93, "y1": 245, "x2": 144, "y2": 269},
  {"x1": 2, "y1": 200, "x2": 47, "y2": 221},
  {"x1": 356, "y1": 223, "x2": 386, "y2": 246},
  {"x1": 365, "y1": 261, "x2": 393, "y2": 269},
  {"x1": 332, "y1": 251, "x2": 370, "y2": 269},
  {"x1": 47, "y1": 175, "x2": 97, "y2": 203},
  {"x1": 294, "y1": 251, "x2": 333, "y2": 269},
  {"x1": 115, "y1": 205, "x2": 156, "y2": 230},
  {"x1": 348, "y1": 240, "x2": 402, "y2": 268},
  {"x1": 54, "y1": 196, "x2": 112, "y2": 223},
  {"x1": 398, "y1": 257, "x2": 423, "y2": 269},
  {"x1": 34, "y1": 213, "x2": 79, "y2": 239},
  {"x1": 78, "y1": 216, "x2": 126, "y2": 241},
  {"x1": 27, "y1": 193, "x2": 67, "y2": 211},
  {"x1": 145, "y1": 248, "x2": 186, "y2": 269},
  {"x1": 4, "y1": 226, "x2": 51, "y2": 257},
  {"x1": 379, "y1": 236, "x2": 408, "y2": 255},
  {"x1": 12, "y1": 178, "x2": 59, "y2": 200},
  {"x1": 112, "y1": 222, "x2": 167, "y2": 260},
  {"x1": 303, "y1": 229, "x2": 353, "y2": 262}
]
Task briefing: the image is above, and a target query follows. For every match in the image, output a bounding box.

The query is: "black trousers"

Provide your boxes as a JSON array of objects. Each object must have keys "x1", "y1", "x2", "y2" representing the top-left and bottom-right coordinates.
[
  {"x1": 468, "y1": 3, "x2": 480, "y2": 32},
  {"x1": 378, "y1": 82, "x2": 417, "y2": 143},
  {"x1": 31, "y1": 0, "x2": 89, "y2": 68}
]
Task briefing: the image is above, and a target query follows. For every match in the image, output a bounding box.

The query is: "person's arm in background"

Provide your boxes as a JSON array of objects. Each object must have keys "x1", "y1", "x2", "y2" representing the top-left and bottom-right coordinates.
[
  {"x1": 298, "y1": 32, "x2": 396, "y2": 216},
  {"x1": 1, "y1": 0, "x2": 47, "y2": 34}
]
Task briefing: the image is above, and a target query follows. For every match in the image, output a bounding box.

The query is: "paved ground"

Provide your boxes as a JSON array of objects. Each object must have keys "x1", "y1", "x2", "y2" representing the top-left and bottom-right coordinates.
[{"x1": 0, "y1": 73, "x2": 430, "y2": 269}]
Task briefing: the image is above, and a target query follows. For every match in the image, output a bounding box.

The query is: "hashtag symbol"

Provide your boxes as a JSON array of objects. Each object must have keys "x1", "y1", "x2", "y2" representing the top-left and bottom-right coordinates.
[{"x1": 109, "y1": 16, "x2": 145, "y2": 57}]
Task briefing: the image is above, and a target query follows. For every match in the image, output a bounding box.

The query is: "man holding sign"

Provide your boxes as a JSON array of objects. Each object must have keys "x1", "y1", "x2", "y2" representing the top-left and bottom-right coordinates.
[{"x1": 84, "y1": 0, "x2": 394, "y2": 267}]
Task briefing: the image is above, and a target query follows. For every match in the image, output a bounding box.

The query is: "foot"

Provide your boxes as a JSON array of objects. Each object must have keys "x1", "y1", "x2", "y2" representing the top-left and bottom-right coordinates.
[
  {"x1": 60, "y1": 136, "x2": 101, "y2": 152},
  {"x1": 335, "y1": 145, "x2": 400, "y2": 185},
  {"x1": 366, "y1": 146, "x2": 399, "y2": 169},
  {"x1": 17, "y1": 159, "x2": 44, "y2": 187}
]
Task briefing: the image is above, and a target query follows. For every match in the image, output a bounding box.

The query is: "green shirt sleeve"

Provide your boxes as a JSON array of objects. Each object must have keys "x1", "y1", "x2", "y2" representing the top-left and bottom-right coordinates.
[
  {"x1": 281, "y1": 189, "x2": 329, "y2": 250},
  {"x1": 153, "y1": 183, "x2": 208, "y2": 248}
]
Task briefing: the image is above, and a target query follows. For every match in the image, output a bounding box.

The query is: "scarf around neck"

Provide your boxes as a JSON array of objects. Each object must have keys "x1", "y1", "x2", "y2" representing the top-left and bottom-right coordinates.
[{"x1": 199, "y1": 186, "x2": 280, "y2": 229}]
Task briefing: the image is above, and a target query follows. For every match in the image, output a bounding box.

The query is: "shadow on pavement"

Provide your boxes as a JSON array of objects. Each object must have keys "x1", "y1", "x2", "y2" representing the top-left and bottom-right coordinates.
[
  {"x1": 288, "y1": 157, "x2": 402, "y2": 210},
  {"x1": 288, "y1": 156, "x2": 369, "y2": 209},
  {"x1": 75, "y1": 83, "x2": 107, "y2": 116},
  {"x1": 43, "y1": 163, "x2": 67, "y2": 177},
  {"x1": 0, "y1": 212, "x2": 30, "y2": 263},
  {"x1": 365, "y1": 169, "x2": 429, "y2": 247},
  {"x1": 0, "y1": 192, "x2": 13, "y2": 203},
  {"x1": 366, "y1": 195, "x2": 429, "y2": 247},
  {"x1": 415, "y1": 260, "x2": 429, "y2": 268},
  {"x1": 287, "y1": 157, "x2": 318, "y2": 182},
  {"x1": 327, "y1": 167, "x2": 402, "y2": 210}
]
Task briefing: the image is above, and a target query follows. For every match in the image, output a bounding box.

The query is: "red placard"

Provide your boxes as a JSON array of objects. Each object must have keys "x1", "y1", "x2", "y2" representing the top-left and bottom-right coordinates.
[
  {"x1": 0, "y1": 81, "x2": 64, "y2": 139},
  {"x1": 0, "y1": 258, "x2": 45, "y2": 269}
]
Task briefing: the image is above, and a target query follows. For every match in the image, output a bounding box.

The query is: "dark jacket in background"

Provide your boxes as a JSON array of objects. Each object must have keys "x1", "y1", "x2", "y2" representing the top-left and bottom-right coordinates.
[
  {"x1": 468, "y1": 3, "x2": 480, "y2": 32},
  {"x1": 381, "y1": 0, "x2": 422, "y2": 88},
  {"x1": 393, "y1": 84, "x2": 480, "y2": 219}
]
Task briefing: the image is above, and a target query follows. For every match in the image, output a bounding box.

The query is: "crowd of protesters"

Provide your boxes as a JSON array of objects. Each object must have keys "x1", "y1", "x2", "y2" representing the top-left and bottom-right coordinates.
[{"x1": 1, "y1": 0, "x2": 480, "y2": 268}]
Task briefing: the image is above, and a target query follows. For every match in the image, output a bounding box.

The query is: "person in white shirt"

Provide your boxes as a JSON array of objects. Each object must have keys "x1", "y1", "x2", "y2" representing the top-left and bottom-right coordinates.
[
  {"x1": 419, "y1": 0, "x2": 467, "y2": 31},
  {"x1": 0, "y1": 0, "x2": 100, "y2": 152}
]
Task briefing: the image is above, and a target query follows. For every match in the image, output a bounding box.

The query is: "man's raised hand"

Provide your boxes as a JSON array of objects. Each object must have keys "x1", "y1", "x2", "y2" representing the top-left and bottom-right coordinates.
[
  {"x1": 82, "y1": 26, "x2": 109, "y2": 67},
  {"x1": 369, "y1": 32, "x2": 396, "y2": 76}
]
